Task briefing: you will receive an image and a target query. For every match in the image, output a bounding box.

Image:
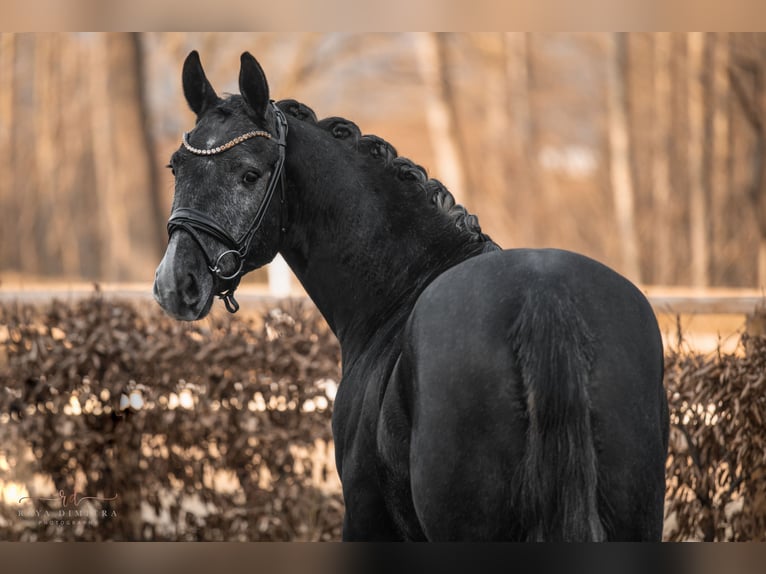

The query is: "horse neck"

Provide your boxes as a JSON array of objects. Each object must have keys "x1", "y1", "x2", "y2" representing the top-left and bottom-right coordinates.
[{"x1": 278, "y1": 118, "x2": 489, "y2": 363}]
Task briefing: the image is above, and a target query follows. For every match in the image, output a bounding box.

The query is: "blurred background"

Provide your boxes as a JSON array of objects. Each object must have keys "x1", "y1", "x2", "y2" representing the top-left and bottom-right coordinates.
[
  {"x1": 1, "y1": 32, "x2": 765, "y2": 289},
  {"x1": 2, "y1": 33, "x2": 766, "y2": 542}
]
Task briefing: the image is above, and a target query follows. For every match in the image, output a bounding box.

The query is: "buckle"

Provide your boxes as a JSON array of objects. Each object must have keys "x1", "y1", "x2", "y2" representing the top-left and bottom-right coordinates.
[
  {"x1": 209, "y1": 249, "x2": 245, "y2": 281},
  {"x1": 219, "y1": 289, "x2": 240, "y2": 314}
]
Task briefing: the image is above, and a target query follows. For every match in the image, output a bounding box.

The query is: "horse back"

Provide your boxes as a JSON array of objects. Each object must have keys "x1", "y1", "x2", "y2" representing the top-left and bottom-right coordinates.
[{"x1": 407, "y1": 248, "x2": 665, "y2": 426}]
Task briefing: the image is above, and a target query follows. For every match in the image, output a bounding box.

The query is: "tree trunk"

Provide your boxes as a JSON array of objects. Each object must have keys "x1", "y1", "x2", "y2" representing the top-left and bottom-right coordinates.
[
  {"x1": 30, "y1": 33, "x2": 60, "y2": 277},
  {"x1": 46, "y1": 34, "x2": 83, "y2": 277},
  {"x1": 415, "y1": 32, "x2": 469, "y2": 206},
  {"x1": 606, "y1": 33, "x2": 642, "y2": 283},
  {"x1": 0, "y1": 34, "x2": 15, "y2": 273},
  {"x1": 88, "y1": 34, "x2": 117, "y2": 280},
  {"x1": 652, "y1": 32, "x2": 673, "y2": 285},
  {"x1": 504, "y1": 32, "x2": 541, "y2": 248},
  {"x1": 129, "y1": 32, "x2": 165, "y2": 260},
  {"x1": 687, "y1": 32, "x2": 710, "y2": 287},
  {"x1": 710, "y1": 33, "x2": 731, "y2": 285},
  {"x1": 756, "y1": 37, "x2": 766, "y2": 289},
  {"x1": 88, "y1": 33, "x2": 158, "y2": 281}
]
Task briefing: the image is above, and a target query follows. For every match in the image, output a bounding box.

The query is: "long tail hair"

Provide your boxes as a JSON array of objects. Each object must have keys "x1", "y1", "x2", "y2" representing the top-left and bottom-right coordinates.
[{"x1": 510, "y1": 288, "x2": 606, "y2": 541}]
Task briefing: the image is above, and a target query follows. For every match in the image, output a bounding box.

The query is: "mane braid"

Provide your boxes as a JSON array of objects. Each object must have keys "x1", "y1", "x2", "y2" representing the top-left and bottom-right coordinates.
[{"x1": 276, "y1": 99, "x2": 497, "y2": 247}]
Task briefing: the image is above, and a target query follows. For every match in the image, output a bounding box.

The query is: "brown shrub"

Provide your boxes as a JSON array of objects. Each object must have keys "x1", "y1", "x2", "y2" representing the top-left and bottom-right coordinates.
[
  {"x1": 664, "y1": 330, "x2": 766, "y2": 541},
  {"x1": 0, "y1": 295, "x2": 342, "y2": 541}
]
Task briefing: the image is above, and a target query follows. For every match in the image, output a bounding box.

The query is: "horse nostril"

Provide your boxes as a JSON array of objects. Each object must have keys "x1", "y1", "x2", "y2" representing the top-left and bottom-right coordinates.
[{"x1": 181, "y1": 272, "x2": 200, "y2": 305}]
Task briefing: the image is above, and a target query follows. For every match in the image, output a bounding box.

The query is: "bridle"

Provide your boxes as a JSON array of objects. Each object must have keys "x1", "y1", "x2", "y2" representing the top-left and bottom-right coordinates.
[{"x1": 167, "y1": 102, "x2": 288, "y2": 314}]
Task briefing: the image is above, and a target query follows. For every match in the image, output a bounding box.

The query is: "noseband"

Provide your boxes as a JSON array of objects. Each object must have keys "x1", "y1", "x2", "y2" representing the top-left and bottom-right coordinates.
[{"x1": 167, "y1": 103, "x2": 288, "y2": 314}]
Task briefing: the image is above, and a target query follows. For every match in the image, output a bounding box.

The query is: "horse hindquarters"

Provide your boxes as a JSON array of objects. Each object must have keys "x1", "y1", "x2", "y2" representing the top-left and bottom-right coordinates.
[
  {"x1": 405, "y1": 286, "x2": 605, "y2": 541},
  {"x1": 404, "y1": 249, "x2": 667, "y2": 541}
]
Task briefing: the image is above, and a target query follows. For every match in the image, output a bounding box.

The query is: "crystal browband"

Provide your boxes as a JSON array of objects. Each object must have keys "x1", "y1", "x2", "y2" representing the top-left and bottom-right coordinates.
[{"x1": 182, "y1": 130, "x2": 273, "y2": 156}]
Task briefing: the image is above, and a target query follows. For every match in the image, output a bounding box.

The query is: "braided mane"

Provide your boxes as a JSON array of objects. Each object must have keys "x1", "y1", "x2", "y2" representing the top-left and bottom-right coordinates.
[{"x1": 276, "y1": 99, "x2": 497, "y2": 247}]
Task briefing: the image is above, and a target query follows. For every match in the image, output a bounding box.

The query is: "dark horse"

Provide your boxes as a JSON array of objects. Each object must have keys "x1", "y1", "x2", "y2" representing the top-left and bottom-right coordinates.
[{"x1": 153, "y1": 51, "x2": 669, "y2": 541}]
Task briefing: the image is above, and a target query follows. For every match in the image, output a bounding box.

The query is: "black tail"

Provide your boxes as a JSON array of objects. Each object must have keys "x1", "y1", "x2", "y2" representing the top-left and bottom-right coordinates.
[{"x1": 510, "y1": 288, "x2": 606, "y2": 541}]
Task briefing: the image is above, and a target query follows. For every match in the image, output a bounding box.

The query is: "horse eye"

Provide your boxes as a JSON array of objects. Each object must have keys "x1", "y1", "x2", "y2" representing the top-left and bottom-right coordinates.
[{"x1": 243, "y1": 171, "x2": 260, "y2": 185}]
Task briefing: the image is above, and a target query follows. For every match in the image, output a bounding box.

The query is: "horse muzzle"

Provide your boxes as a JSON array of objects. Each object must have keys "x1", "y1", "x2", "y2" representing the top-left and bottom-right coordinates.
[{"x1": 153, "y1": 236, "x2": 215, "y2": 321}]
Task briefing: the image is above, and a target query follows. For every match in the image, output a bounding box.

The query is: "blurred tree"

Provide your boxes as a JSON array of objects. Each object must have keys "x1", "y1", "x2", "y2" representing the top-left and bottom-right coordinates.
[
  {"x1": 710, "y1": 33, "x2": 733, "y2": 286},
  {"x1": 34, "y1": 34, "x2": 82, "y2": 277},
  {"x1": 606, "y1": 33, "x2": 641, "y2": 282},
  {"x1": 90, "y1": 33, "x2": 162, "y2": 281},
  {"x1": 652, "y1": 33, "x2": 673, "y2": 286},
  {"x1": 131, "y1": 33, "x2": 165, "y2": 264},
  {"x1": 730, "y1": 34, "x2": 766, "y2": 289},
  {"x1": 0, "y1": 33, "x2": 161, "y2": 281},
  {"x1": 415, "y1": 32, "x2": 469, "y2": 205},
  {"x1": 0, "y1": 34, "x2": 15, "y2": 275},
  {"x1": 687, "y1": 32, "x2": 710, "y2": 287},
  {"x1": 504, "y1": 32, "x2": 539, "y2": 247}
]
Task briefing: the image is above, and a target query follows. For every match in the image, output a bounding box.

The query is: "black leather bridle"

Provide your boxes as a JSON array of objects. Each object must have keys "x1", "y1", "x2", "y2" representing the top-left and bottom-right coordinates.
[{"x1": 167, "y1": 103, "x2": 288, "y2": 314}]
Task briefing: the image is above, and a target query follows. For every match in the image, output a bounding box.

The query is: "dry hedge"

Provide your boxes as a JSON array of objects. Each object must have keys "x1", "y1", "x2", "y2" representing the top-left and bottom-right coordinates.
[
  {"x1": 0, "y1": 294, "x2": 342, "y2": 541},
  {"x1": 1, "y1": 294, "x2": 765, "y2": 541},
  {"x1": 664, "y1": 329, "x2": 766, "y2": 541}
]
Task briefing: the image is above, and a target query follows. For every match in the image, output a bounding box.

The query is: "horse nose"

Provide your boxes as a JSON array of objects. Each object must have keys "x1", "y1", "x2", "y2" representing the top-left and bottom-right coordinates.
[
  {"x1": 179, "y1": 272, "x2": 200, "y2": 307},
  {"x1": 154, "y1": 265, "x2": 201, "y2": 306}
]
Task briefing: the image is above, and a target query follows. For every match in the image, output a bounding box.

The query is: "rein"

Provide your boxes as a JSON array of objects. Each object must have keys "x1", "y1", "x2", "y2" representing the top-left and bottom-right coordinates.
[{"x1": 167, "y1": 103, "x2": 288, "y2": 314}]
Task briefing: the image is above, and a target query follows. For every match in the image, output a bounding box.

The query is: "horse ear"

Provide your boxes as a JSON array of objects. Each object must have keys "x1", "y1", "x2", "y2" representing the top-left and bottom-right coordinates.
[
  {"x1": 239, "y1": 52, "x2": 270, "y2": 121},
  {"x1": 182, "y1": 50, "x2": 218, "y2": 118}
]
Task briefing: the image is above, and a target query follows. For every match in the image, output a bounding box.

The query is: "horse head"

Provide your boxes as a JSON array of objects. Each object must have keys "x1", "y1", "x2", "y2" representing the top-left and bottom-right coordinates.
[{"x1": 153, "y1": 51, "x2": 287, "y2": 320}]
